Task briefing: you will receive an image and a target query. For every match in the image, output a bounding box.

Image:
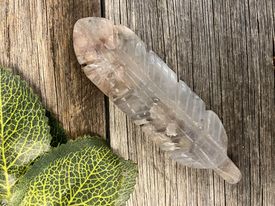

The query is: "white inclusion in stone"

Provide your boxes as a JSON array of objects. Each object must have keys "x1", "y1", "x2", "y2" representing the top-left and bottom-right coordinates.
[
  {"x1": 153, "y1": 98, "x2": 159, "y2": 104},
  {"x1": 160, "y1": 142, "x2": 178, "y2": 151},
  {"x1": 134, "y1": 118, "x2": 149, "y2": 126},
  {"x1": 166, "y1": 123, "x2": 178, "y2": 136}
]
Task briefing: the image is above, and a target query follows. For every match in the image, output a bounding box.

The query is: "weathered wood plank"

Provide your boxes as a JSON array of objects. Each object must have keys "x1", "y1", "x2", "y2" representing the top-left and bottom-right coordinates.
[
  {"x1": 105, "y1": 0, "x2": 274, "y2": 205},
  {"x1": 0, "y1": 0, "x2": 106, "y2": 137},
  {"x1": 0, "y1": 0, "x2": 273, "y2": 205}
]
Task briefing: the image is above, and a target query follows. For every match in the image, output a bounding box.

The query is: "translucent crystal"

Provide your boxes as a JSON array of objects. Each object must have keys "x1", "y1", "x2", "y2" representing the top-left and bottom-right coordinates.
[{"x1": 73, "y1": 17, "x2": 242, "y2": 184}]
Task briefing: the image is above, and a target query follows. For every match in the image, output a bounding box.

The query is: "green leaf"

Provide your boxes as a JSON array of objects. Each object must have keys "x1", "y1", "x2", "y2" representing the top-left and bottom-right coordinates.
[
  {"x1": 11, "y1": 136, "x2": 137, "y2": 206},
  {"x1": 0, "y1": 67, "x2": 52, "y2": 203}
]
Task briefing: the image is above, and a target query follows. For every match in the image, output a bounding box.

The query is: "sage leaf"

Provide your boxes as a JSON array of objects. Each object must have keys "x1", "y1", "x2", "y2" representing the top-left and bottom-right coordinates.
[
  {"x1": 0, "y1": 68, "x2": 52, "y2": 203},
  {"x1": 11, "y1": 136, "x2": 137, "y2": 206}
]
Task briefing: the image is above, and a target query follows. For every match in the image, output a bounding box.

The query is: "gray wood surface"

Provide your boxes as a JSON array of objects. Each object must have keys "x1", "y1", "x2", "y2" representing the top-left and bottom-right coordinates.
[
  {"x1": 0, "y1": 0, "x2": 106, "y2": 138},
  {"x1": 105, "y1": 0, "x2": 274, "y2": 206},
  {"x1": 0, "y1": 0, "x2": 274, "y2": 205}
]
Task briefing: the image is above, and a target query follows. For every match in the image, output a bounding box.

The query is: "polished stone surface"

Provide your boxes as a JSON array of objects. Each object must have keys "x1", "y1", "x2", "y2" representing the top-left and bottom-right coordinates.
[{"x1": 73, "y1": 17, "x2": 241, "y2": 184}]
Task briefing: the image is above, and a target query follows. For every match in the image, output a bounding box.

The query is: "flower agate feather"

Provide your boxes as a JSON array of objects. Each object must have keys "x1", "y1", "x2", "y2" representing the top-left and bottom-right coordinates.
[{"x1": 73, "y1": 17, "x2": 241, "y2": 184}]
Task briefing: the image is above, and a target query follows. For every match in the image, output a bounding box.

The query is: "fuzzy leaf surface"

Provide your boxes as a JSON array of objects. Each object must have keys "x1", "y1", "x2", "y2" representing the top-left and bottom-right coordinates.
[
  {"x1": 11, "y1": 137, "x2": 137, "y2": 206},
  {"x1": 0, "y1": 68, "x2": 51, "y2": 203}
]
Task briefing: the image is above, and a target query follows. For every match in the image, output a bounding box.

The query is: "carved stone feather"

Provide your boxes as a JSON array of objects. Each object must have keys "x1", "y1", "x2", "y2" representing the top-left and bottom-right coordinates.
[{"x1": 73, "y1": 17, "x2": 241, "y2": 184}]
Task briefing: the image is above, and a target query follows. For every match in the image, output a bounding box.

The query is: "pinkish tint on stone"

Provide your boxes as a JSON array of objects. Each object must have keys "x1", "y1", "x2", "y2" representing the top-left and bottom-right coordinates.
[{"x1": 73, "y1": 17, "x2": 242, "y2": 184}]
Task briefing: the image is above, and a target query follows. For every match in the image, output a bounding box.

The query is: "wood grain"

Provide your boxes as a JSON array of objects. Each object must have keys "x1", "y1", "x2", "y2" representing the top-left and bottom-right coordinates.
[
  {"x1": 0, "y1": 0, "x2": 106, "y2": 138},
  {"x1": 0, "y1": 0, "x2": 274, "y2": 205},
  {"x1": 105, "y1": 0, "x2": 274, "y2": 205}
]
